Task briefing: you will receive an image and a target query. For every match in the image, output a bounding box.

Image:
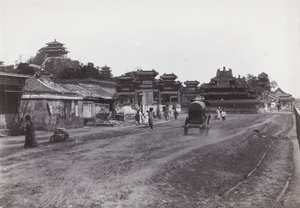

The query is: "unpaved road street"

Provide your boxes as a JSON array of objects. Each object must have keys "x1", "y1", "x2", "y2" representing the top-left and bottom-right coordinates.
[{"x1": 0, "y1": 112, "x2": 296, "y2": 208}]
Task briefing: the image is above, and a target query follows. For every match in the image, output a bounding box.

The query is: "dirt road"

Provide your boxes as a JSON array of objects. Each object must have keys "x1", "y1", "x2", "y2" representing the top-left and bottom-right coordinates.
[{"x1": 0, "y1": 112, "x2": 295, "y2": 208}]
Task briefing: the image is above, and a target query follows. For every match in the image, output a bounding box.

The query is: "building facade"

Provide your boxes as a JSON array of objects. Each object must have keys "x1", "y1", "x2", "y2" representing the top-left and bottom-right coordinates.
[
  {"x1": 0, "y1": 72, "x2": 29, "y2": 135},
  {"x1": 182, "y1": 80, "x2": 201, "y2": 101},
  {"x1": 115, "y1": 70, "x2": 181, "y2": 111},
  {"x1": 268, "y1": 88, "x2": 295, "y2": 109},
  {"x1": 199, "y1": 67, "x2": 259, "y2": 113}
]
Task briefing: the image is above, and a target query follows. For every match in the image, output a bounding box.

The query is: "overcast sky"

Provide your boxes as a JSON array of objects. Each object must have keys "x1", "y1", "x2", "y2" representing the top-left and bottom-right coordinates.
[{"x1": 1, "y1": 0, "x2": 300, "y2": 98}]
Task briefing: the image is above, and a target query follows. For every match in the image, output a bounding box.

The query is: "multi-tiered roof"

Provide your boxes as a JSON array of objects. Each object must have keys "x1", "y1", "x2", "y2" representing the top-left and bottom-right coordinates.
[{"x1": 39, "y1": 39, "x2": 69, "y2": 57}]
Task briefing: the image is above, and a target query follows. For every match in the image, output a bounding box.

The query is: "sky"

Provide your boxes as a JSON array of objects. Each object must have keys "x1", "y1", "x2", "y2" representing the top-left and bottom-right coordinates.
[{"x1": 1, "y1": 0, "x2": 300, "y2": 98}]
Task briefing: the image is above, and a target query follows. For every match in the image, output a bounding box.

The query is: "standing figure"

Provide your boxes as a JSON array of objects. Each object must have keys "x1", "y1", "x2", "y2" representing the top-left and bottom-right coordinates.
[
  {"x1": 24, "y1": 115, "x2": 38, "y2": 148},
  {"x1": 163, "y1": 107, "x2": 169, "y2": 120},
  {"x1": 221, "y1": 110, "x2": 227, "y2": 121},
  {"x1": 148, "y1": 107, "x2": 155, "y2": 130},
  {"x1": 277, "y1": 103, "x2": 281, "y2": 111},
  {"x1": 206, "y1": 112, "x2": 211, "y2": 125},
  {"x1": 156, "y1": 105, "x2": 161, "y2": 119},
  {"x1": 135, "y1": 110, "x2": 141, "y2": 126},
  {"x1": 174, "y1": 109, "x2": 179, "y2": 120},
  {"x1": 144, "y1": 111, "x2": 149, "y2": 125},
  {"x1": 216, "y1": 107, "x2": 221, "y2": 120}
]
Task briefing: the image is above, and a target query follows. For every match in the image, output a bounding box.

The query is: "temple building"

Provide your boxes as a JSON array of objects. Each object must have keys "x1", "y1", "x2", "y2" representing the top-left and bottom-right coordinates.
[
  {"x1": 157, "y1": 73, "x2": 181, "y2": 103},
  {"x1": 268, "y1": 88, "x2": 295, "y2": 108},
  {"x1": 38, "y1": 39, "x2": 69, "y2": 57},
  {"x1": 182, "y1": 80, "x2": 201, "y2": 101},
  {"x1": 199, "y1": 67, "x2": 259, "y2": 113},
  {"x1": 115, "y1": 70, "x2": 181, "y2": 111}
]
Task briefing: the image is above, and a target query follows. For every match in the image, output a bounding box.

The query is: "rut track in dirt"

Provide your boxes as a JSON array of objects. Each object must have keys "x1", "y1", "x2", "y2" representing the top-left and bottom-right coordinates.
[{"x1": 0, "y1": 113, "x2": 294, "y2": 208}]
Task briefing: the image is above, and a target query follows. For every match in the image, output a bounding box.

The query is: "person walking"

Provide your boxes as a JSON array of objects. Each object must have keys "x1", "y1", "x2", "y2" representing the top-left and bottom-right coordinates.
[
  {"x1": 221, "y1": 110, "x2": 227, "y2": 121},
  {"x1": 135, "y1": 110, "x2": 141, "y2": 126},
  {"x1": 23, "y1": 115, "x2": 38, "y2": 148},
  {"x1": 144, "y1": 111, "x2": 149, "y2": 125},
  {"x1": 163, "y1": 107, "x2": 169, "y2": 120},
  {"x1": 277, "y1": 103, "x2": 281, "y2": 111},
  {"x1": 174, "y1": 108, "x2": 179, "y2": 120},
  {"x1": 206, "y1": 112, "x2": 211, "y2": 125},
  {"x1": 148, "y1": 107, "x2": 155, "y2": 130}
]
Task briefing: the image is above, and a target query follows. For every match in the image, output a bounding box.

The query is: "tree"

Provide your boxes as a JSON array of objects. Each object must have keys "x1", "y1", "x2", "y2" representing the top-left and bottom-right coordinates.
[
  {"x1": 16, "y1": 63, "x2": 35, "y2": 75},
  {"x1": 27, "y1": 52, "x2": 47, "y2": 66}
]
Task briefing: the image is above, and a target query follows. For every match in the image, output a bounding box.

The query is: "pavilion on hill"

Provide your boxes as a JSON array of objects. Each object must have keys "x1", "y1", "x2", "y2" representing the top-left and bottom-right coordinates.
[
  {"x1": 199, "y1": 67, "x2": 259, "y2": 113},
  {"x1": 39, "y1": 39, "x2": 69, "y2": 58}
]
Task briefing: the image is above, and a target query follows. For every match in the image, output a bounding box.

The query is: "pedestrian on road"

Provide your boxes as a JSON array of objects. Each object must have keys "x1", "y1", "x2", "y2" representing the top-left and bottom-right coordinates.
[
  {"x1": 148, "y1": 107, "x2": 154, "y2": 130},
  {"x1": 23, "y1": 115, "x2": 38, "y2": 148},
  {"x1": 164, "y1": 107, "x2": 169, "y2": 120},
  {"x1": 174, "y1": 108, "x2": 179, "y2": 120},
  {"x1": 216, "y1": 107, "x2": 221, "y2": 120},
  {"x1": 144, "y1": 111, "x2": 149, "y2": 125},
  {"x1": 135, "y1": 110, "x2": 141, "y2": 126},
  {"x1": 206, "y1": 112, "x2": 211, "y2": 125},
  {"x1": 221, "y1": 110, "x2": 227, "y2": 121},
  {"x1": 277, "y1": 103, "x2": 281, "y2": 111}
]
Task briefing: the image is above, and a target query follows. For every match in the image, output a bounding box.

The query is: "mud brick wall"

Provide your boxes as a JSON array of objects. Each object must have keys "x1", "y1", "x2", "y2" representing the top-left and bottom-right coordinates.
[{"x1": 20, "y1": 99, "x2": 84, "y2": 131}]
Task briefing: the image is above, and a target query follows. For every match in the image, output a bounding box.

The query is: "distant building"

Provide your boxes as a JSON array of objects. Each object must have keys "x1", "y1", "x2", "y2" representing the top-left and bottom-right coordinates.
[
  {"x1": 268, "y1": 88, "x2": 295, "y2": 108},
  {"x1": 115, "y1": 70, "x2": 181, "y2": 111},
  {"x1": 20, "y1": 77, "x2": 116, "y2": 130},
  {"x1": 158, "y1": 73, "x2": 181, "y2": 104},
  {"x1": 199, "y1": 67, "x2": 259, "y2": 113},
  {"x1": 0, "y1": 72, "x2": 29, "y2": 135},
  {"x1": 182, "y1": 80, "x2": 201, "y2": 101},
  {"x1": 38, "y1": 39, "x2": 69, "y2": 58}
]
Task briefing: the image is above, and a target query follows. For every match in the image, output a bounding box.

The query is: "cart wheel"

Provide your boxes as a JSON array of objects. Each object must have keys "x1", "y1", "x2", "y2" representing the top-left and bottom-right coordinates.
[{"x1": 184, "y1": 126, "x2": 188, "y2": 135}]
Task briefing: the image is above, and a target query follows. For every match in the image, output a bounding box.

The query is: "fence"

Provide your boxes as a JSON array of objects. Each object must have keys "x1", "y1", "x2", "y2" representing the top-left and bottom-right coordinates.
[{"x1": 294, "y1": 106, "x2": 300, "y2": 148}]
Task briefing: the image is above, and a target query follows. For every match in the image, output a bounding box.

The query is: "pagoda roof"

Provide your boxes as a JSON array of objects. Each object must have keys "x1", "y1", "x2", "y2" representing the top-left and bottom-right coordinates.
[
  {"x1": 117, "y1": 75, "x2": 133, "y2": 80},
  {"x1": 137, "y1": 69, "x2": 158, "y2": 76},
  {"x1": 46, "y1": 39, "x2": 65, "y2": 46},
  {"x1": 184, "y1": 80, "x2": 200, "y2": 85},
  {"x1": 39, "y1": 39, "x2": 69, "y2": 56},
  {"x1": 160, "y1": 73, "x2": 178, "y2": 80},
  {"x1": 269, "y1": 88, "x2": 295, "y2": 102},
  {"x1": 211, "y1": 67, "x2": 234, "y2": 82},
  {"x1": 101, "y1": 65, "x2": 111, "y2": 70},
  {"x1": 271, "y1": 87, "x2": 291, "y2": 96}
]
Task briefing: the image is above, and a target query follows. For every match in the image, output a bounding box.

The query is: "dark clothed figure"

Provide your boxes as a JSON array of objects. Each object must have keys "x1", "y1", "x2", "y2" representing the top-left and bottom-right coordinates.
[
  {"x1": 174, "y1": 109, "x2": 179, "y2": 120},
  {"x1": 277, "y1": 103, "x2": 281, "y2": 111},
  {"x1": 163, "y1": 107, "x2": 169, "y2": 120},
  {"x1": 24, "y1": 115, "x2": 38, "y2": 148},
  {"x1": 148, "y1": 108, "x2": 154, "y2": 130},
  {"x1": 135, "y1": 110, "x2": 141, "y2": 126},
  {"x1": 207, "y1": 114, "x2": 211, "y2": 125}
]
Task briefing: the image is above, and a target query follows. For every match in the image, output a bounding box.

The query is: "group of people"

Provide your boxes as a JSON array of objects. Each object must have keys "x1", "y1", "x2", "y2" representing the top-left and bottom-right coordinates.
[
  {"x1": 216, "y1": 107, "x2": 227, "y2": 121},
  {"x1": 163, "y1": 107, "x2": 179, "y2": 121},
  {"x1": 135, "y1": 106, "x2": 179, "y2": 130},
  {"x1": 135, "y1": 108, "x2": 155, "y2": 130}
]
